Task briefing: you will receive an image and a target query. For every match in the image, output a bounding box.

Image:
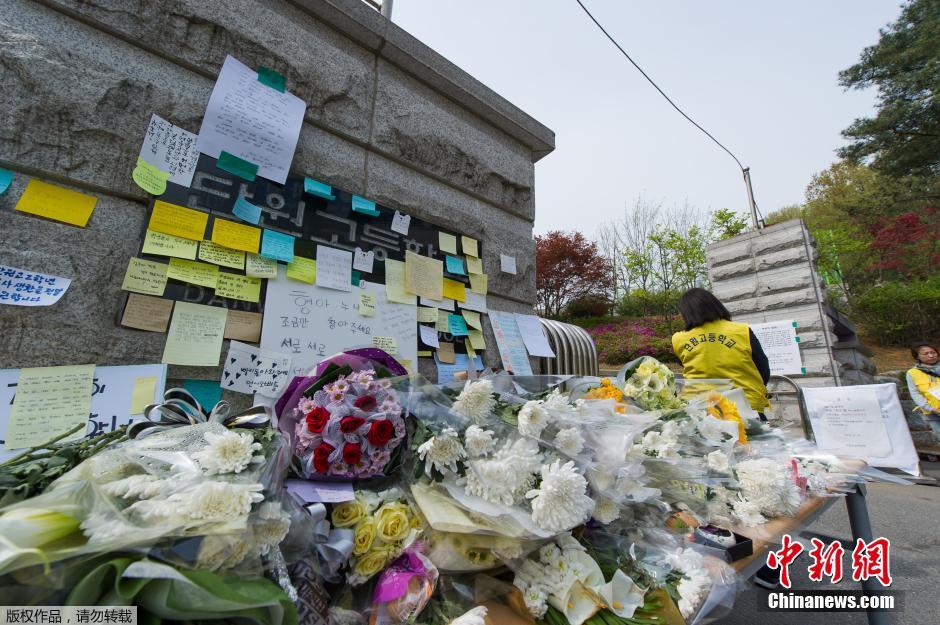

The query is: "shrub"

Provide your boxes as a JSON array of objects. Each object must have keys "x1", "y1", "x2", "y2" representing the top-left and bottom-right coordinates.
[
  {"x1": 563, "y1": 294, "x2": 613, "y2": 320},
  {"x1": 616, "y1": 289, "x2": 682, "y2": 319},
  {"x1": 585, "y1": 317, "x2": 680, "y2": 365},
  {"x1": 851, "y1": 278, "x2": 940, "y2": 344}
]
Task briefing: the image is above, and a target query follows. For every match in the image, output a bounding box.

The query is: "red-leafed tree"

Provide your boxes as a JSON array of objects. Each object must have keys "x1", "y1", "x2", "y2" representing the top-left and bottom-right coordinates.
[
  {"x1": 535, "y1": 231, "x2": 612, "y2": 319},
  {"x1": 867, "y1": 206, "x2": 940, "y2": 279}
]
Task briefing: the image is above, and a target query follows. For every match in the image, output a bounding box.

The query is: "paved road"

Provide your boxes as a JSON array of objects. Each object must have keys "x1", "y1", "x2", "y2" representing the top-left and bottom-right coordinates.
[{"x1": 718, "y1": 462, "x2": 940, "y2": 624}]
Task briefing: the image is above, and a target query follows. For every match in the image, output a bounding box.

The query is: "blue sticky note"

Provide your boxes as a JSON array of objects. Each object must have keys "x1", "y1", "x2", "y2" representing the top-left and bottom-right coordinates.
[
  {"x1": 351, "y1": 195, "x2": 380, "y2": 217},
  {"x1": 445, "y1": 255, "x2": 466, "y2": 275},
  {"x1": 0, "y1": 168, "x2": 12, "y2": 195},
  {"x1": 183, "y1": 379, "x2": 222, "y2": 411},
  {"x1": 233, "y1": 196, "x2": 262, "y2": 225},
  {"x1": 448, "y1": 314, "x2": 469, "y2": 336},
  {"x1": 435, "y1": 353, "x2": 484, "y2": 384},
  {"x1": 304, "y1": 177, "x2": 335, "y2": 200},
  {"x1": 261, "y1": 229, "x2": 295, "y2": 263}
]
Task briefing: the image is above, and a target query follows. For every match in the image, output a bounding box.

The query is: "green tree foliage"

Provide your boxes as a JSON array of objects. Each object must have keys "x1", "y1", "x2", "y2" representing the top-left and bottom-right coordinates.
[
  {"x1": 852, "y1": 277, "x2": 940, "y2": 344},
  {"x1": 838, "y1": 0, "x2": 940, "y2": 177},
  {"x1": 709, "y1": 208, "x2": 749, "y2": 240}
]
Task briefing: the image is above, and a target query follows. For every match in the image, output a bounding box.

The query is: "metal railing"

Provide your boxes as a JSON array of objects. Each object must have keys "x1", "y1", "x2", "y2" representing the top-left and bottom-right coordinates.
[{"x1": 538, "y1": 319, "x2": 599, "y2": 377}]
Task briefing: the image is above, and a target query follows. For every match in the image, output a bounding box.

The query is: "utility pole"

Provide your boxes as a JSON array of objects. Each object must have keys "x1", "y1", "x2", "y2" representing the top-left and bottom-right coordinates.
[
  {"x1": 742, "y1": 167, "x2": 761, "y2": 229},
  {"x1": 381, "y1": 0, "x2": 394, "y2": 19}
]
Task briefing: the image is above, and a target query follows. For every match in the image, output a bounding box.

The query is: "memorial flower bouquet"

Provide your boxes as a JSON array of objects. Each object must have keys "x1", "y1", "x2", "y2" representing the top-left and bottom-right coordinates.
[{"x1": 618, "y1": 357, "x2": 686, "y2": 411}]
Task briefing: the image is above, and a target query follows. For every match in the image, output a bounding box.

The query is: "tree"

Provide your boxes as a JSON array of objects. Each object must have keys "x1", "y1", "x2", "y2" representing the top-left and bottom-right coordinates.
[
  {"x1": 709, "y1": 208, "x2": 749, "y2": 240},
  {"x1": 535, "y1": 231, "x2": 612, "y2": 319},
  {"x1": 838, "y1": 0, "x2": 940, "y2": 177}
]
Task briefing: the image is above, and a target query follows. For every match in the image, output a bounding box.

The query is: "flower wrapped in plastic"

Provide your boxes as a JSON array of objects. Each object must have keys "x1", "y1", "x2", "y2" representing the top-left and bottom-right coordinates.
[{"x1": 276, "y1": 349, "x2": 409, "y2": 480}]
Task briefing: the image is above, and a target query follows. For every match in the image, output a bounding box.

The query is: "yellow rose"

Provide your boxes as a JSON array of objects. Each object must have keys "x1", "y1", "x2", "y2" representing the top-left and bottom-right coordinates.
[
  {"x1": 353, "y1": 548, "x2": 389, "y2": 579},
  {"x1": 353, "y1": 518, "x2": 376, "y2": 555},
  {"x1": 375, "y1": 502, "x2": 411, "y2": 542},
  {"x1": 332, "y1": 500, "x2": 365, "y2": 528}
]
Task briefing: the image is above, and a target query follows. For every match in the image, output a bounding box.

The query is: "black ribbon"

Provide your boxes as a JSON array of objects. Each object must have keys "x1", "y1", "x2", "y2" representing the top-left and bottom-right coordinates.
[{"x1": 127, "y1": 387, "x2": 271, "y2": 438}]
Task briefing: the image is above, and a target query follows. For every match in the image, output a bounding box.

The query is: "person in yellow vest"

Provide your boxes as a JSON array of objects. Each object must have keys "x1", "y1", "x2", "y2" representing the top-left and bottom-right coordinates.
[
  {"x1": 672, "y1": 288, "x2": 771, "y2": 419},
  {"x1": 906, "y1": 341, "x2": 940, "y2": 415}
]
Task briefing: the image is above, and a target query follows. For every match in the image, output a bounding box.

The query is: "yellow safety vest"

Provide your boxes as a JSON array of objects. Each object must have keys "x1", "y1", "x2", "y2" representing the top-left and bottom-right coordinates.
[
  {"x1": 672, "y1": 319, "x2": 770, "y2": 412},
  {"x1": 907, "y1": 367, "x2": 940, "y2": 412}
]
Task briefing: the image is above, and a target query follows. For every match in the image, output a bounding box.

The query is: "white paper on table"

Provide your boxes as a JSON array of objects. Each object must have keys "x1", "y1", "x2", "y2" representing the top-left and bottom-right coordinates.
[
  {"x1": 750, "y1": 320, "x2": 803, "y2": 375},
  {"x1": 0, "y1": 264, "x2": 71, "y2": 307},
  {"x1": 420, "y1": 296, "x2": 455, "y2": 311},
  {"x1": 139, "y1": 114, "x2": 200, "y2": 187},
  {"x1": 461, "y1": 291, "x2": 488, "y2": 313},
  {"x1": 353, "y1": 247, "x2": 375, "y2": 273},
  {"x1": 391, "y1": 211, "x2": 411, "y2": 235},
  {"x1": 196, "y1": 55, "x2": 306, "y2": 184},
  {"x1": 804, "y1": 384, "x2": 920, "y2": 475},
  {"x1": 315, "y1": 245, "x2": 353, "y2": 292},
  {"x1": 286, "y1": 479, "x2": 355, "y2": 503},
  {"x1": 419, "y1": 325, "x2": 440, "y2": 348},
  {"x1": 514, "y1": 313, "x2": 555, "y2": 357},
  {"x1": 500, "y1": 254, "x2": 517, "y2": 274},
  {"x1": 222, "y1": 341, "x2": 292, "y2": 397}
]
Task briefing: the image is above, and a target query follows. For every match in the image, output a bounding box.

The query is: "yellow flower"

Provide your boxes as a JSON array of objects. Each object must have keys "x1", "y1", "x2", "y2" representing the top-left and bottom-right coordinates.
[
  {"x1": 583, "y1": 378, "x2": 625, "y2": 411},
  {"x1": 353, "y1": 518, "x2": 376, "y2": 555},
  {"x1": 375, "y1": 502, "x2": 412, "y2": 542},
  {"x1": 706, "y1": 392, "x2": 747, "y2": 444},
  {"x1": 353, "y1": 548, "x2": 390, "y2": 578},
  {"x1": 332, "y1": 500, "x2": 365, "y2": 528}
]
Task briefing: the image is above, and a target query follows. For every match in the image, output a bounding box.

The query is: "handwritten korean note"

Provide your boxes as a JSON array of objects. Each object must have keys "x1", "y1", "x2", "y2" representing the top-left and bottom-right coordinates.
[
  {"x1": 372, "y1": 336, "x2": 397, "y2": 354},
  {"x1": 420, "y1": 325, "x2": 440, "y2": 348},
  {"x1": 130, "y1": 376, "x2": 158, "y2": 414},
  {"x1": 442, "y1": 278, "x2": 466, "y2": 303},
  {"x1": 216, "y1": 273, "x2": 262, "y2": 302},
  {"x1": 5, "y1": 364, "x2": 95, "y2": 449},
  {"x1": 391, "y1": 210, "x2": 411, "y2": 235},
  {"x1": 385, "y1": 259, "x2": 416, "y2": 305},
  {"x1": 162, "y1": 302, "x2": 227, "y2": 366},
  {"x1": 222, "y1": 341, "x2": 292, "y2": 397},
  {"x1": 0, "y1": 265, "x2": 71, "y2": 306},
  {"x1": 438, "y1": 342, "x2": 456, "y2": 364},
  {"x1": 514, "y1": 313, "x2": 555, "y2": 358},
  {"x1": 167, "y1": 258, "x2": 219, "y2": 289},
  {"x1": 138, "y1": 113, "x2": 200, "y2": 187},
  {"x1": 469, "y1": 273, "x2": 488, "y2": 295},
  {"x1": 232, "y1": 196, "x2": 262, "y2": 224},
  {"x1": 445, "y1": 255, "x2": 466, "y2": 275},
  {"x1": 142, "y1": 229, "x2": 198, "y2": 260},
  {"x1": 353, "y1": 247, "x2": 375, "y2": 273},
  {"x1": 360, "y1": 292, "x2": 376, "y2": 317},
  {"x1": 149, "y1": 201, "x2": 208, "y2": 241},
  {"x1": 439, "y1": 232, "x2": 458, "y2": 255},
  {"x1": 417, "y1": 306, "x2": 438, "y2": 323},
  {"x1": 212, "y1": 218, "x2": 261, "y2": 253},
  {"x1": 198, "y1": 240, "x2": 246, "y2": 269},
  {"x1": 224, "y1": 309, "x2": 263, "y2": 342},
  {"x1": 246, "y1": 253, "x2": 278, "y2": 278},
  {"x1": 261, "y1": 229, "x2": 295, "y2": 262},
  {"x1": 196, "y1": 55, "x2": 306, "y2": 184},
  {"x1": 463, "y1": 291, "x2": 488, "y2": 313},
  {"x1": 132, "y1": 159, "x2": 169, "y2": 195},
  {"x1": 15, "y1": 179, "x2": 97, "y2": 228},
  {"x1": 488, "y1": 310, "x2": 532, "y2": 375},
  {"x1": 466, "y1": 256, "x2": 483, "y2": 275},
  {"x1": 315, "y1": 245, "x2": 353, "y2": 292},
  {"x1": 448, "y1": 314, "x2": 469, "y2": 336},
  {"x1": 461, "y1": 310, "x2": 482, "y2": 330},
  {"x1": 120, "y1": 293, "x2": 174, "y2": 332},
  {"x1": 461, "y1": 236, "x2": 479, "y2": 258},
  {"x1": 121, "y1": 258, "x2": 168, "y2": 296},
  {"x1": 286, "y1": 257, "x2": 316, "y2": 284},
  {"x1": 468, "y1": 330, "x2": 487, "y2": 351},
  {"x1": 405, "y1": 251, "x2": 443, "y2": 300}
]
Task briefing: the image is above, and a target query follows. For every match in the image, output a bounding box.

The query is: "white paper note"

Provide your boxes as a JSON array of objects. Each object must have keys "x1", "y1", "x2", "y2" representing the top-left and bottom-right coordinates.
[
  {"x1": 316, "y1": 245, "x2": 353, "y2": 292},
  {"x1": 196, "y1": 55, "x2": 306, "y2": 184},
  {"x1": 139, "y1": 114, "x2": 200, "y2": 187},
  {"x1": 391, "y1": 210, "x2": 411, "y2": 235},
  {"x1": 353, "y1": 247, "x2": 375, "y2": 273},
  {"x1": 420, "y1": 324, "x2": 440, "y2": 348},
  {"x1": 514, "y1": 313, "x2": 555, "y2": 358},
  {"x1": 420, "y1": 296, "x2": 456, "y2": 311},
  {"x1": 500, "y1": 254, "x2": 517, "y2": 275},
  {"x1": 750, "y1": 320, "x2": 803, "y2": 375},
  {"x1": 222, "y1": 341, "x2": 292, "y2": 397},
  {"x1": 461, "y1": 291, "x2": 488, "y2": 313},
  {"x1": 489, "y1": 310, "x2": 533, "y2": 375},
  {"x1": 0, "y1": 264, "x2": 71, "y2": 307}
]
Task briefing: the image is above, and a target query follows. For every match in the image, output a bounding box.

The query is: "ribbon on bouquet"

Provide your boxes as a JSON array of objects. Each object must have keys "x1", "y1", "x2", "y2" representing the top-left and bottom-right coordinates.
[
  {"x1": 305, "y1": 503, "x2": 355, "y2": 582},
  {"x1": 127, "y1": 387, "x2": 271, "y2": 439}
]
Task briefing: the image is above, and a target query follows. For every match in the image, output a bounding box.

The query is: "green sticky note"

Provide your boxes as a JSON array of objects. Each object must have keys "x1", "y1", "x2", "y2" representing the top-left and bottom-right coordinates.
[
  {"x1": 351, "y1": 269, "x2": 361, "y2": 286},
  {"x1": 801, "y1": 367, "x2": 807, "y2": 374},
  {"x1": 795, "y1": 336, "x2": 801, "y2": 343},
  {"x1": 217, "y1": 151, "x2": 259, "y2": 182},
  {"x1": 257, "y1": 66, "x2": 286, "y2": 92},
  {"x1": 351, "y1": 195, "x2": 380, "y2": 217},
  {"x1": 183, "y1": 379, "x2": 222, "y2": 411},
  {"x1": 304, "y1": 177, "x2": 336, "y2": 200}
]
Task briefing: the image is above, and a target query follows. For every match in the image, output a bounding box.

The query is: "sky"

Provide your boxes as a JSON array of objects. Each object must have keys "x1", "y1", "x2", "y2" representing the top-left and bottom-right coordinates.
[{"x1": 392, "y1": 1, "x2": 902, "y2": 236}]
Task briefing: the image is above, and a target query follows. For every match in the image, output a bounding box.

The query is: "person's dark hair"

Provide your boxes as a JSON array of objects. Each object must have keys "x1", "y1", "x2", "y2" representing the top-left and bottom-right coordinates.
[
  {"x1": 678, "y1": 288, "x2": 732, "y2": 331},
  {"x1": 910, "y1": 341, "x2": 938, "y2": 360}
]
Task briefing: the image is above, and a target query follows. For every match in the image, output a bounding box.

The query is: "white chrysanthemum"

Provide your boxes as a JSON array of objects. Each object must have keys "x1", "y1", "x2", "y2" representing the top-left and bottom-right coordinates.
[
  {"x1": 592, "y1": 496, "x2": 621, "y2": 524},
  {"x1": 449, "y1": 606, "x2": 488, "y2": 625},
  {"x1": 184, "y1": 481, "x2": 264, "y2": 520},
  {"x1": 252, "y1": 501, "x2": 291, "y2": 556},
  {"x1": 518, "y1": 583, "x2": 548, "y2": 619},
  {"x1": 517, "y1": 400, "x2": 548, "y2": 437},
  {"x1": 100, "y1": 474, "x2": 170, "y2": 499},
  {"x1": 706, "y1": 450, "x2": 730, "y2": 472},
  {"x1": 193, "y1": 431, "x2": 264, "y2": 475},
  {"x1": 553, "y1": 427, "x2": 585, "y2": 456},
  {"x1": 526, "y1": 460, "x2": 594, "y2": 532},
  {"x1": 541, "y1": 388, "x2": 576, "y2": 417},
  {"x1": 451, "y1": 379, "x2": 497, "y2": 421},
  {"x1": 464, "y1": 425, "x2": 496, "y2": 457},
  {"x1": 418, "y1": 427, "x2": 466, "y2": 475},
  {"x1": 463, "y1": 438, "x2": 542, "y2": 505},
  {"x1": 731, "y1": 497, "x2": 766, "y2": 526}
]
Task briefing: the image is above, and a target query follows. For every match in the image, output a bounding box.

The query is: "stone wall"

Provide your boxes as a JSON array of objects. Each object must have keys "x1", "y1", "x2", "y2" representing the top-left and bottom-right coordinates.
[{"x1": 0, "y1": 0, "x2": 554, "y2": 384}]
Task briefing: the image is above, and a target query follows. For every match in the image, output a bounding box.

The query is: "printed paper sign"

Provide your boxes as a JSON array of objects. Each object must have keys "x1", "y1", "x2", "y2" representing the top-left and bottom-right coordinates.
[
  {"x1": 138, "y1": 113, "x2": 200, "y2": 188},
  {"x1": 751, "y1": 320, "x2": 803, "y2": 375},
  {"x1": 222, "y1": 341, "x2": 292, "y2": 397},
  {"x1": 0, "y1": 264, "x2": 71, "y2": 306}
]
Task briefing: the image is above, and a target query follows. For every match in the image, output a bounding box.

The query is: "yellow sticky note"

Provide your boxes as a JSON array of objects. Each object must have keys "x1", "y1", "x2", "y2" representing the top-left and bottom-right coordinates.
[
  {"x1": 417, "y1": 306, "x2": 438, "y2": 323},
  {"x1": 400, "y1": 358, "x2": 412, "y2": 374},
  {"x1": 286, "y1": 257, "x2": 316, "y2": 284},
  {"x1": 466, "y1": 256, "x2": 483, "y2": 274},
  {"x1": 199, "y1": 240, "x2": 246, "y2": 269},
  {"x1": 405, "y1": 251, "x2": 443, "y2": 300},
  {"x1": 149, "y1": 200, "x2": 208, "y2": 241},
  {"x1": 212, "y1": 218, "x2": 261, "y2": 253},
  {"x1": 167, "y1": 257, "x2": 220, "y2": 289},
  {"x1": 468, "y1": 330, "x2": 487, "y2": 351},
  {"x1": 461, "y1": 236, "x2": 478, "y2": 258},
  {"x1": 5, "y1": 364, "x2": 96, "y2": 448},
  {"x1": 133, "y1": 158, "x2": 169, "y2": 195},
  {"x1": 462, "y1": 310, "x2": 482, "y2": 330},
  {"x1": 442, "y1": 278, "x2": 466, "y2": 303},
  {"x1": 417, "y1": 350, "x2": 433, "y2": 358},
  {"x1": 15, "y1": 179, "x2": 97, "y2": 228},
  {"x1": 130, "y1": 376, "x2": 157, "y2": 413},
  {"x1": 465, "y1": 338, "x2": 476, "y2": 359},
  {"x1": 122, "y1": 257, "x2": 169, "y2": 296},
  {"x1": 162, "y1": 302, "x2": 227, "y2": 366},
  {"x1": 469, "y1": 273, "x2": 488, "y2": 295},
  {"x1": 216, "y1": 273, "x2": 261, "y2": 302},
  {"x1": 372, "y1": 336, "x2": 397, "y2": 354},
  {"x1": 436, "y1": 310, "x2": 450, "y2": 333},
  {"x1": 360, "y1": 292, "x2": 377, "y2": 317},
  {"x1": 438, "y1": 342, "x2": 456, "y2": 364},
  {"x1": 142, "y1": 229, "x2": 198, "y2": 260},
  {"x1": 439, "y1": 232, "x2": 458, "y2": 255},
  {"x1": 246, "y1": 253, "x2": 278, "y2": 278},
  {"x1": 385, "y1": 259, "x2": 416, "y2": 305}
]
